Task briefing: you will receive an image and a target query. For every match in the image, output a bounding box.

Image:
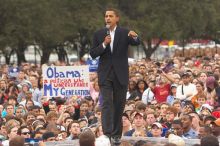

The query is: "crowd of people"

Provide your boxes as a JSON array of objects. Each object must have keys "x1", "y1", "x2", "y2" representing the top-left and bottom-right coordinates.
[{"x1": 0, "y1": 52, "x2": 220, "y2": 146}]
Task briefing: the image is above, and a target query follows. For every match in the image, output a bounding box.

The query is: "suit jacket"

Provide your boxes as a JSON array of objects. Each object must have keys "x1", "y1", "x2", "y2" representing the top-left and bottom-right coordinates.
[{"x1": 90, "y1": 26, "x2": 140, "y2": 86}]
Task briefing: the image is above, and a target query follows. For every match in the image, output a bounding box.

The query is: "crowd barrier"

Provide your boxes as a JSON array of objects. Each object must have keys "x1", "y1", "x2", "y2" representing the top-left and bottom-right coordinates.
[{"x1": 45, "y1": 136, "x2": 201, "y2": 146}]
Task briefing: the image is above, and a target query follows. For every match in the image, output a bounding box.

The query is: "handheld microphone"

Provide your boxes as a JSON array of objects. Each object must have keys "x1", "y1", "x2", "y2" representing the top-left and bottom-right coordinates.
[{"x1": 106, "y1": 24, "x2": 110, "y2": 35}]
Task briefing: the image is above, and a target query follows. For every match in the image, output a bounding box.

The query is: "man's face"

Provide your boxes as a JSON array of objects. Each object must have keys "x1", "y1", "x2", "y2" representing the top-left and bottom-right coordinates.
[
  {"x1": 181, "y1": 115, "x2": 191, "y2": 129},
  {"x1": 105, "y1": 11, "x2": 119, "y2": 29},
  {"x1": 198, "y1": 127, "x2": 206, "y2": 139},
  {"x1": 70, "y1": 123, "x2": 80, "y2": 135},
  {"x1": 172, "y1": 124, "x2": 183, "y2": 136},
  {"x1": 173, "y1": 103, "x2": 181, "y2": 112},
  {"x1": 65, "y1": 119, "x2": 73, "y2": 128},
  {"x1": 160, "y1": 104, "x2": 168, "y2": 114},
  {"x1": 15, "y1": 108, "x2": 23, "y2": 117},
  {"x1": 0, "y1": 81, "x2": 6, "y2": 89},
  {"x1": 18, "y1": 71, "x2": 25, "y2": 79},
  {"x1": 6, "y1": 105, "x2": 14, "y2": 115},
  {"x1": 211, "y1": 123, "x2": 220, "y2": 136},
  {"x1": 182, "y1": 76, "x2": 190, "y2": 84},
  {"x1": 146, "y1": 114, "x2": 156, "y2": 125},
  {"x1": 8, "y1": 127, "x2": 18, "y2": 139},
  {"x1": 166, "y1": 111, "x2": 175, "y2": 122},
  {"x1": 81, "y1": 103, "x2": 89, "y2": 111},
  {"x1": 49, "y1": 104, "x2": 56, "y2": 112},
  {"x1": 21, "y1": 128, "x2": 31, "y2": 139},
  {"x1": 133, "y1": 115, "x2": 144, "y2": 127}
]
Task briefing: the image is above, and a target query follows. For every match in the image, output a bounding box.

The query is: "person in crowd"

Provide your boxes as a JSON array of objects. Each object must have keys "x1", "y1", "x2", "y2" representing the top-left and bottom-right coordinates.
[
  {"x1": 198, "y1": 125, "x2": 212, "y2": 139},
  {"x1": 153, "y1": 76, "x2": 171, "y2": 103},
  {"x1": 42, "y1": 131, "x2": 56, "y2": 142},
  {"x1": 124, "y1": 112, "x2": 147, "y2": 137},
  {"x1": 203, "y1": 115, "x2": 216, "y2": 125},
  {"x1": 158, "y1": 102, "x2": 170, "y2": 123},
  {"x1": 9, "y1": 136, "x2": 25, "y2": 146},
  {"x1": 199, "y1": 72, "x2": 207, "y2": 84},
  {"x1": 181, "y1": 114, "x2": 198, "y2": 139},
  {"x1": 191, "y1": 81, "x2": 207, "y2": 112},
  {"x1": 128, "y1": 79, "x2": 148, "y2": 101},
  {"x1": 66, "y1": 121, "x2": 81, "y2": 140},
  {"x1": 2, "y1": 125, "x2": 19, "y2": 146},
  {"x1": 95, "y1": 125, "x2": 103, "y2": 138},
  {"x1": 206, "y1": 76, "x2": 220, "y2": 106},
  {"x1": 122, "y1": 113, "x2": 131, "y2": 135},
  {"x1": 126, "y1": 80, "x2": 137, "y2": 100},
  {"x1": 176, "y1": 72, "x2": 197, "y2": 102},
  {"x1": 165, "y1": 106, "x2": 178, "y2": 129},
  {"x1": 189, "y1": 112, "x2": 201, "y2": 132},
  {"x1": 210, "y1": 118, "x2": 220, "y2": 138},
  {"x1": 170, "y1": 120, "x2": 185, "y2": 138},
  {"x1": 79, "y1": 128, "x2": 96, "y2": 146},
  {"x1": 167, "y1": 84, "x2": 177, "y2": 105},
  {"x1": 142, "y1": 80, "x2": 156, "y2": 105},
  {"x1": 145, "y1": 111, "x2": 157, "y2": 130},
  {"x1": 17, "y1": 126, "x2": 31, "y2": 139},
  {"x1": 200, "y1": 135, "x2": 219, "y2": 146},
  {"x1": 150, "y1": 122, "x2": 163, "y2": 138}
]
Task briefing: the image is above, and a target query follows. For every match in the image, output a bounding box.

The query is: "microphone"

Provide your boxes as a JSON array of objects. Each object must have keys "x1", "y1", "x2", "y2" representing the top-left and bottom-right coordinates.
[{"x1": 106, "y1": 24, "x2": 110, "y2": 35}]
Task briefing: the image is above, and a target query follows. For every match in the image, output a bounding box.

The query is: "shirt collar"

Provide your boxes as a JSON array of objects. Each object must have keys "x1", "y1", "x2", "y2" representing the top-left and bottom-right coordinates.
[{"x1": 110, "y1": 26, "x2": 117, "y2": 33}]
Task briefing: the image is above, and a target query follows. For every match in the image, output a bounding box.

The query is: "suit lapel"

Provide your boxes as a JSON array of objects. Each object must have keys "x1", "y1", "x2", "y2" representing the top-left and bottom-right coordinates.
[{"x1": 113, "y1": 27, "x2": 120, "y2": 53}]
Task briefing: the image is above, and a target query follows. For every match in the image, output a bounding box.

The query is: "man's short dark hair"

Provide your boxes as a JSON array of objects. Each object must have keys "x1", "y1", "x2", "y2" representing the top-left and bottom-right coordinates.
[
  {"x1": 201, "y1": 135, "x2": 219, "y2": 146},
  {"x1": 105, "y1": 8, "x2": 120, "y2": 17},
  {"x1": 172, "y1": 119, "x2": 183, "y2": 127},
  {"x1": 79, "y1": 128, "x2": 95, "y2": 146},
  {"x1": 42, "y1": 131, "x2": 55, "y2": 141},
  {"x1": 204, "y1": 115, "x2": 216, "y2": 123}
]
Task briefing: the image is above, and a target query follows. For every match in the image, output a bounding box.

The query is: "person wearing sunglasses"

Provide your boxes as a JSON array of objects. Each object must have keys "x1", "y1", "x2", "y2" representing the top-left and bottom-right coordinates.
[{"x1": 17, "y1": 126, "x2": 31, "y2": 139}]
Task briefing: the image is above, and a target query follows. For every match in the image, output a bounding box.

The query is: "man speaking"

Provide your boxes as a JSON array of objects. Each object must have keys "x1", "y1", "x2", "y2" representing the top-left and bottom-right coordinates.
[{"x1": 90, "y1": 8, "x2": 140, "y2": 145}]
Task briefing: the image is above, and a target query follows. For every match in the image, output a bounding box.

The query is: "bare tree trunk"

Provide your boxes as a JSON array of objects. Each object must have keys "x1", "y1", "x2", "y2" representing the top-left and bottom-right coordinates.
[{"x1": 142, "y1": 38, "x2": 162, "y2": 58}]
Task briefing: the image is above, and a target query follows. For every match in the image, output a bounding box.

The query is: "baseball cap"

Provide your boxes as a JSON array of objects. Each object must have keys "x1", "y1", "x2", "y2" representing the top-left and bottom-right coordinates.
[
  {"x1": 171, "y1": 84, "x2": 178, "y2": 88},
  {"x1": 152, "y1": 122, "x2": 163, "y2": 129},
  {"x1": 181, "y1": 72, "x2": 189, "y2": 78},
  {"x1": 134, "y1": 112, "x2": 144, "y2": 118}
]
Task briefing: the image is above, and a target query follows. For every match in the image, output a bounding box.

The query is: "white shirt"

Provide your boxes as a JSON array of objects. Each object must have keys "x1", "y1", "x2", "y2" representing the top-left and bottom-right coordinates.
[
  {"x1": 109, "y1": 26, "x2": 116, "y2": 52},
  {"x1": 142, "y1": 88, "x2": 154, "y2": 104},
  {"x1": 2, "y1": 140, "x2": 9, "y2": 146},
  {"x1": 176, "y1": 83, "x2": 197, "y2": 101},
  {"x1": 102, "y1": 26, "x2": 116, "y2": 53}
]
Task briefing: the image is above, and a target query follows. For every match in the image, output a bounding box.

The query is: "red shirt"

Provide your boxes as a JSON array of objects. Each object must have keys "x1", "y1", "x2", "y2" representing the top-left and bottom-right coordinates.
[{"x1": 153, "y1": 84, "x2": 170, "y2": 103}]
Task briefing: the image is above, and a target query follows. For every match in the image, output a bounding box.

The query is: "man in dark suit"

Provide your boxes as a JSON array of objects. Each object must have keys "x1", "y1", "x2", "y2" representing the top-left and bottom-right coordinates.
[{"x1": 90, "y1": 8, "x2": 140, "y2": 145}]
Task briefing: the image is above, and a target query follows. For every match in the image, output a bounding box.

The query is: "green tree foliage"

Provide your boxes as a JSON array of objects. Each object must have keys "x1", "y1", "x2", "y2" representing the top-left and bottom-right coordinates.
[{"x1": 0, "y1": 0, "x2": 220, "y2": 64}]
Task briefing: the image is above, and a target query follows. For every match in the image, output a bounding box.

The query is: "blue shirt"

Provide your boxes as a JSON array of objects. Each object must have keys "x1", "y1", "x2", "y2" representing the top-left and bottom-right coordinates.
[
  {"x1": 183, "y1": 128, "x2": 198, "y2": 139},
  {"x1": 166, "y1": 95, "x2": 175, "y2": 105}
]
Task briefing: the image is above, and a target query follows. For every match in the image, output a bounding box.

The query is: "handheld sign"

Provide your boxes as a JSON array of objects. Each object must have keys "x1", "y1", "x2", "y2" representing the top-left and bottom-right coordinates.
[{"x1": 42, "y1": 66, "x2": 90, "y2": 98}]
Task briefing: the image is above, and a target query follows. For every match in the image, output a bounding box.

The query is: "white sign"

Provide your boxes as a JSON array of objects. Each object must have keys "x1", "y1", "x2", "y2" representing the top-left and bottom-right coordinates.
[{"x1": 42, "y1": 66, "x2": 90, "y2": 97}]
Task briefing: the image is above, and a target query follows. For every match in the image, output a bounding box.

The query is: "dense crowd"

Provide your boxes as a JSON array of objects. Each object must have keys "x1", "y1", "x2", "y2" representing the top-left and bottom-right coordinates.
[{"x1": 1, "y1": 52, "x2": 220, "y2": 146}]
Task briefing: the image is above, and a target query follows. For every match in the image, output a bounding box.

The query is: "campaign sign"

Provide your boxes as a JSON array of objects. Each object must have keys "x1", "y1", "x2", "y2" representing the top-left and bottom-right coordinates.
[
  {"x1": 86, "y1": 58, "x2": 99, "y2": 72},
  {"x1": 42, "y1": 66, "x2": 90, "y2": 97}
]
